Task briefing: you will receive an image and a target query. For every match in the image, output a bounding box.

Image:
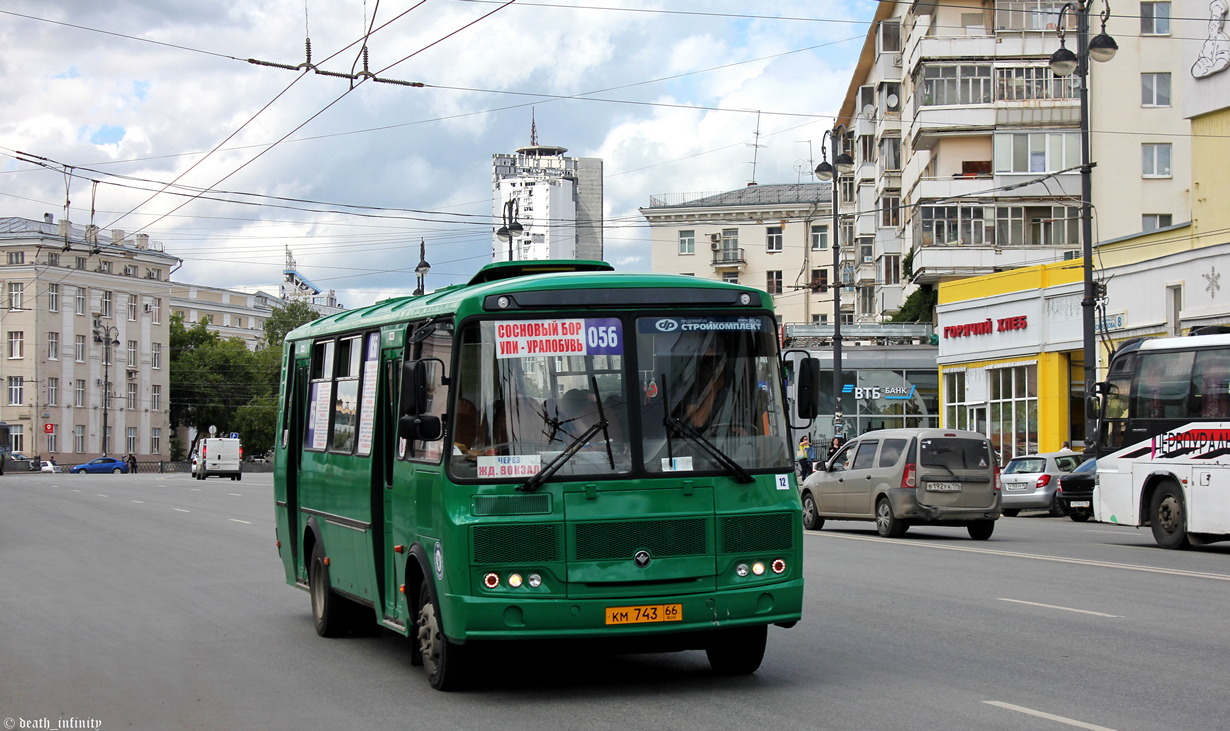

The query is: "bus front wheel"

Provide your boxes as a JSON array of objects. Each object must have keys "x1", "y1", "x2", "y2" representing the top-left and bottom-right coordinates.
[
  {"x1": 1150, "y1": 481, "x2": 1191, "y2": 550},
  {"x1": 310, "y1": 544, "x2": 349, "y2": 637},
  {"x1": 416, "y1": 583, "x2": 466, "y2": 691},
  {"x1": 706, "y1": 624, "x2": 767, "y2": 675}
]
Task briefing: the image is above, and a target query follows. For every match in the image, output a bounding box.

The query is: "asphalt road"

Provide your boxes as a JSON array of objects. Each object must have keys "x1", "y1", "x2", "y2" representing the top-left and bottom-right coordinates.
[{"x1": 2, "y1": 472, "x2": 1229, "y2": 730}]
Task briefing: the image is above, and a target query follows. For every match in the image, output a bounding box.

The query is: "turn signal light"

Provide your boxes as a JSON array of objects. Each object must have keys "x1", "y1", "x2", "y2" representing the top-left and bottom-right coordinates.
[
  {"x1": 901, "y1": 463, "x2": 917, "y2": 488},
  {"x1": 483, "y1": 572, "x2": 500, "y2": 589},
  {"x1": 771, "y1": 559, "x2": 786, "y2": 574}
]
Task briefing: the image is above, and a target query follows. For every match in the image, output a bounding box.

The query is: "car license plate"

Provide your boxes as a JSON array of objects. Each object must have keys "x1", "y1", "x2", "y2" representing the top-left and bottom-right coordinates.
[
  {"x1": 926, "y1": 482, "x2": 960, "y2": 492},
  {"x1": 605, "y1": 603, "x2": 683, "y2": 625},
  {"x1": 1005, "y1": 484, "x2": 1027, "y2": 491},
  {"x1": 1070, "y1": 500, "x2": 1091, "y2": 508}
]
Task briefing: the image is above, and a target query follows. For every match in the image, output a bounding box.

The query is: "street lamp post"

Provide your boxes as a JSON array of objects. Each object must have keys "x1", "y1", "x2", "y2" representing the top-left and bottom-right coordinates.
[
  {"x1": 413, "y1": 238, "x2": 431, "y2": 296},
  {"x1": 93, "y1": 322, "x2": 121, "y2": 456},
  {"x1": 496, "y1": 198, "x2": 524, "y2": 262},
  {"x1": 813, "y1": 125, "x2": 855, "y2": 438},
  {"x1": 1050, "y1": 1, "x2": 1116, "y2": 447}
]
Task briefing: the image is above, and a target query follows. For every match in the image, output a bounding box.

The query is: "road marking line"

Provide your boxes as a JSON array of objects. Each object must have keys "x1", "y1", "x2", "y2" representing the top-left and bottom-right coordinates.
[
  {"x1": 997, "y1": 598, "x2": 1121, "y2": 617},
  {"x1": 173, "y1": 508, "x2": 190, "y2": 513},
  {"x1": 71, "y1": 489, "x2": 80, "y2": 493},
  {"x1": 984, "y1": 701, "x2": 1116, "y2": 730},
  {"x1": 190, "y1": 488, "x2": 201, "y2": 492},
  {"x1": 228, "y1": 493, "x2": 242, "y2": 497},
  {"x1": 132, "y1": 500, "x2": 144, "y2": 504},
  {"x1": 97, "y1": 494, "x2": 108, "y2": 497},
  {"x1": 810, "y1": 531, "x2": 1230, "y2": 581},
  {"x1": 229, "y1": 518, "x2": 251, "y2": 524}
]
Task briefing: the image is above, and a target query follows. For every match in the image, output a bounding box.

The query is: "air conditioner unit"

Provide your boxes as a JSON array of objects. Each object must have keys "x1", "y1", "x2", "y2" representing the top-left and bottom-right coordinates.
[
  {"x1": 709, "y1": 233, "x2": 722, "y2": 251},
  {"x1": 892, "y1": 54, "x2": 902, "y2": 67},
  {"x1": 863, "y1": 256, "x2": 874, "y2": 263},
  {"x1": 143, "y1": 304, "x2": 153, "y2": 312}
]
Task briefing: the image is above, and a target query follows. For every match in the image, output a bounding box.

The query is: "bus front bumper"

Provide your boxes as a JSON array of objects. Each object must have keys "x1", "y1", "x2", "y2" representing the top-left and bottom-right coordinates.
[{"x1": 442, "y1": 579, "x2": 804, "y2": 643}]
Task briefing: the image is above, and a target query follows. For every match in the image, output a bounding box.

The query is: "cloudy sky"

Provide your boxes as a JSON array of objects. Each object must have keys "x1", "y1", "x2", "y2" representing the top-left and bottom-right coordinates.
[{"x1": 0, "y1": 0, "x2": 869, "y2": 308}]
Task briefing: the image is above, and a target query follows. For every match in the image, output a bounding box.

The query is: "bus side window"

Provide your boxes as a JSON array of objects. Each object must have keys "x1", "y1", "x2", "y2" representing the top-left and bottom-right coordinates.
[{"x1": 1194, "y1": 350, "x2": 1230, "y2": 418}]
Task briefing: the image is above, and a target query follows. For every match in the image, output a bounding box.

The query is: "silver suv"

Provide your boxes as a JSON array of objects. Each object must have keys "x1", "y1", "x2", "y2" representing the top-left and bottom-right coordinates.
[{"x1": 799, "y1": 428, "x2": 1001, "y2": 540}]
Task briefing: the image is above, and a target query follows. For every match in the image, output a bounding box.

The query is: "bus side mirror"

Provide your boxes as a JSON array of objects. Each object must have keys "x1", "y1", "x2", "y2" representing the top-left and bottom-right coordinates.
[
  {"x1": 399, "y1": 414, "x2": 442, "y2": 441},
  {"x1": 795, "y1": 357, "x2": 821, "y2": 420},
  {"x1": 1085, "y1": 395, "x2": 1101, "y2": 420},
  {"x1": 399, "y1": 360, "x2": 431, "y2": 416}
]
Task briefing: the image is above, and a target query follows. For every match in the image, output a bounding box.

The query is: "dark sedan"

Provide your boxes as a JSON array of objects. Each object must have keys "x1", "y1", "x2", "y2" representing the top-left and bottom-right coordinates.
[
  {"x1": 1056, "y1": 458, "x2": 1096, "y2": 522},
  {"x1": 70, "y1": 457, "x2": 130, "y2": 474}
]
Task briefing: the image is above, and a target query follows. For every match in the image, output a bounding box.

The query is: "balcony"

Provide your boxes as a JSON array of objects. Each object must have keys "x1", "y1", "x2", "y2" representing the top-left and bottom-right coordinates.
[
  {"x1": 908, "y1": 106, "x2": 996, "y2": 150},
  {"x1": 910, "y1": 243, "x2": 1078, "y2": 286},
  {"x1": 711, "y1": 247, "x2": 746, "y2": 269}
]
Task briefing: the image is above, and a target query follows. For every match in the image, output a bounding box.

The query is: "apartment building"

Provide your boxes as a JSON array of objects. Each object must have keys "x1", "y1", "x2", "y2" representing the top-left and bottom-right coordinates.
[
  {"x1": 0, "y1": 216, "x2": 176, "y2": 460},
  {"x1": 170, "y1": 283, "x2": 280, "y2": 350}
]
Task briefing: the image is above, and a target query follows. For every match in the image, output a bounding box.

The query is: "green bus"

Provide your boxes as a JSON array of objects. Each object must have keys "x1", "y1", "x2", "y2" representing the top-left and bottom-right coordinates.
[{"x1": 274, "y1": 260, "x2": 816, "y2": 690}]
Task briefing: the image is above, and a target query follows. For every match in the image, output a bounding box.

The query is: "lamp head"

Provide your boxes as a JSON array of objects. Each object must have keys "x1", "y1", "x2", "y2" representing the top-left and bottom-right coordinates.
[
  {"x1": 1088, "y1": 32, "x2": 1118, "y2": 63},
  {"x1": 814, "y1": 160, "x2": 835, "y2": 182},
  {"x1": 835, "y1": 153, "x2": 856, "y2": 175},
  {"x1": 1049, "y1": 45, "x2": 1079, "y2": 76}
]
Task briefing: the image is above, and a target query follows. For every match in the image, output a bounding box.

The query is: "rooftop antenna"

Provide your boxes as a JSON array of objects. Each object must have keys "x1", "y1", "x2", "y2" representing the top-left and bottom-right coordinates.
[
  {"x1": 746, "y1": 111, "x2": 764, "y2": 186},
  {"x1": 530, "y1": 108, "x2": 538, "y2": 146}
]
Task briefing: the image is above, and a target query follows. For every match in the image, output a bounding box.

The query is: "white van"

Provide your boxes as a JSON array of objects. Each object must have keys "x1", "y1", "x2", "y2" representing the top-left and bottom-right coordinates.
[{"x1": 195, "y1": 437, "x2": 243, "y2": 481}]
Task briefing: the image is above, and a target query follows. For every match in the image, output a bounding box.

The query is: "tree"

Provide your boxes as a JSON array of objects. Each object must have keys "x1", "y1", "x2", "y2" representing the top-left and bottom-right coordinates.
[
  {"x1": 170, "y1": 313, "x2": 269, "y2": 452},
  {"x1": 263, "y1": 299, "x2": 320, "y2": 349},
  {"x1": 890, "y1": 285, "x2": 938, "y2": 324}
]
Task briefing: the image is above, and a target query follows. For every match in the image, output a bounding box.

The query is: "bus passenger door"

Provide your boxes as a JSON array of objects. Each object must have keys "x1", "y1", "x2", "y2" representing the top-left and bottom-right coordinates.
[
  {"x1": 379, "y1": 344, "x2": 413, "y2": 623},
  {"x1": 277, "y1": 357, "x2": 309, "y2": 584}
]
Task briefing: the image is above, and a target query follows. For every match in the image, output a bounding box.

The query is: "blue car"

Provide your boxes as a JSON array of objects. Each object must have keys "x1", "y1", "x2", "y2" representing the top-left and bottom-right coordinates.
[{"x1": 70, "y1": 457, "x2": 130, "y2": 474}]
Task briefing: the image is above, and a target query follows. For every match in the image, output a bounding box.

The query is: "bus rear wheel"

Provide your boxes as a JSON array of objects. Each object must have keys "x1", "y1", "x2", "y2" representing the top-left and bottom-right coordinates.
[
  {"x1": 1150, "y1": 481, "x2": 1190, "y2": 550},
  {"x1": 416, "y1": 583, "x2": 466, "y2": 691},
  {"x1": 705, "y1": 624, "x2": 767, "y2": 675}
]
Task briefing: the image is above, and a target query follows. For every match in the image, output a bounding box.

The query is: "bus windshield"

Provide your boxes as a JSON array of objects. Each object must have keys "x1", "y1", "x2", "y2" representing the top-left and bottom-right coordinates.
[{"x1": 447, "y1": 313, "x2": 791, "y2": 481}]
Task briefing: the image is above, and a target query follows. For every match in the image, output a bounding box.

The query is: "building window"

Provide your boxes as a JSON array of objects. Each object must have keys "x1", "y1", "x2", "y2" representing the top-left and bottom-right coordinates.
[
  {"x1": 860, "y1": 241, "x2": 874, "y2": 263},
  {"x1": 75, "y1": 379, "x2": 85, "y2": 407},
  {"x1": 989, "y1": 364, "x2": 1038, "y2": 460},
  {"x1": 721, "y1": 272, "x2": 739, "y2": 284},
  {"x1": 126, "y1": 427, "x2": 138, "y2": 454},
  {"x1": 8, "y1": 251, "x2": 25, "y2": 265},
  {"x1": 881, "y1": 82, "x2": 901, "y2": 113},
  {"x1": 811, "y1": 268, "x2": 828, "y2": 293},
  {"x1": 1141, "y1": 73, "x2": 1171, "y2": 106},
  {"x1": 879, "y1": 19, "x2": 901, "y2": 52},
  {"x1": 47, "y1": 253, "x2": 59, "y2": 267},
  {"x1": 47, "y1": 332, "x2": 59, "y2": 360},
  {"x1": 1142, "y1": 143, "x2": 1172, "y2": 178},
  {"x1": 151, "y1": 384, "x2": 161, "y2": 411},
  {"x1": 74, "y1": 334, "x2": 86, "y2": 362},
  {"x1": 1141, "y1": 2, "x2": 1170, "y2": 35},
  {"x1": 47, "y1": 377, "x2": 59, "y2": 406},
  {"x1": 944, "y1": 371, "x2": 969, "y2": 430},
  {"x1": 766, "y1": 270, "x2": 783, "y2": 295},
  {"x1": 74, "y1": 425, "x2": 85, "y2": 453},
  {"x1": 810, "y1": 225, "x2": 828, "y2": 250},
  {"x1": 1143, "y1": 214, "x2": 1173, "y2": 231},
  {"x1": 74, "y1": 287, "x2": 85, "y2": 315},
  {"x1": 151, "y1": 342, "x2": 162, "y2": 369},
  {"x1": 8, "y1": 376, "x2": 24, "y2": 405},
  {"x1": 101, "y1": 290, "x2": 113, "y2": 318},
  {"x1": 7, "y1": 331, "x2": 23, "y2": 359},
  {"x1": 48, "y1": 283, "x2": 59, "y2": 312},
  {"x1": 46, "y1": 432, "x2": 57, "y2": 454},
  {"x1": 879, "y1": 137, "x2": 901, "y2": 171},
  {"x1": 840, "y1": 178, "x2": 855, "y2": 203},
  {"x1": 75, "y1": 256, "x2": 87, "y2": 270},
  {"x1": 996, "y1": 66, "x2": 1078, "y2": 101},
  {"x1": 127, "y1": 382, "x2": 138, "y2": 410},
  {"x1": 127, "y1": 340, "x2": 137, "y2": 367},
  {"x1": 883, "y1": 255, "x2": 901, "y2": 285},
  {"x1": 859, "y1": 285, "x2": 874, "y2": 316},
  {"x1": 995, "y1": 132, "x2": 1079, "y2": 173},
  {"x1": 995, "y1": 205, "x2": 1079, "y2": 246},
  {"x1": 7, "y1": 282, "x2": 24, "y2": 310},
  {"x1": 995, "y1": 2, "x2": 1077, "y2": 31},
  {"x1": 677, "y1": 230, "x2": 695, "y2": 255},
  {"x1": 916, "y1": 63, "x2": 993, "y2": 108},
  {"x1": 150, "y1": 298, "x2": 162, "y2": 324},
  {"x1": 918, "y1": 206, "x2": 991, "y2": 246},
  {"x1": 9, "y1": 424, "x2": 23, "y2": 453},
  {"x1": 766, "y1": 226, "x2": 783, "y2": 253},
  {"x1": 127, "y1": 294, "x2": 138, "y2": 321},
  {"x1": 151, "y1": 427, "x2": 161, "y2": 455},
  {"x1": 880, "y1": 196, "x2": 900, "y2": 228},
  {"x1": 812, "y1": 314, "x2": 828, "y2": 324}
]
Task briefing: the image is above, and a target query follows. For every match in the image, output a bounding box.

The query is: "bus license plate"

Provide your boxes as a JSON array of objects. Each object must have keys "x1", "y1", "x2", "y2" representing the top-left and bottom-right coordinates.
[
  {"x1": 1070, "y1": 500, "x2": 1091, "y2": 508},
  {"x1": 926, "y1": 482, "x2": 960, "y2": 492},
  {"x1": 605, "y1": 603, "x2": 683, "y2": 625}
]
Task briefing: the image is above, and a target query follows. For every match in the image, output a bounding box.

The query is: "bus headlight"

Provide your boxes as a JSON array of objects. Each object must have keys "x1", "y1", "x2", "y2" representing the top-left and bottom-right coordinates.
[
  {"x1": 752, "y1": 561, "x2": 766, "y2": 576},
  {"x1": 735, "y1": 563, "x2": 750, "y2": 577},
  {"x1": 507, "y1": 573, "x2": 524, "y2": 588},
  {"x1": 527, "y1": 573, "x2": 542, "y2": 588}
]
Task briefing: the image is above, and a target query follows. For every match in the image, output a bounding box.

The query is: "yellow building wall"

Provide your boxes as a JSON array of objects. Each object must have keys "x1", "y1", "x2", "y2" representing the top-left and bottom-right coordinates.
[{"x1": 939, "y1": 260, "x2": 1081, "y2": 304}]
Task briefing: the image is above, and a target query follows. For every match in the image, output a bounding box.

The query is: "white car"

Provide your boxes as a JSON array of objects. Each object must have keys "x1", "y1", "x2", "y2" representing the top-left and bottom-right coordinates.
[{"x1": 39, "y1": 460, "x2": 62, "y2": 473}]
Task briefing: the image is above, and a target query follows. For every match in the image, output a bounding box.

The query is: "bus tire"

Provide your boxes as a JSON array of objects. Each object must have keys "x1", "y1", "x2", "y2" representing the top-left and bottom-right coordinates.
[
  {"x1": 416, "y1": 582, "x2": 466, "y2": 691},
  {"x1": 801, "y1": 491, "x2": 823, "y2": 531},
  {"x1": 1150, "y1": 481, "x2": 1190, "y2": 550},
  {"x1": 706, "y1": 624, "x2": 767, "y2": 675},
  {"x1": 310, "y1": 544, "x2": 348, "y2": 637}
]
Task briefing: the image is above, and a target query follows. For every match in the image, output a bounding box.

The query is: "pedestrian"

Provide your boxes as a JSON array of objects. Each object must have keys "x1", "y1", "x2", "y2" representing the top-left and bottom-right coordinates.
[
  {"x1": 1059, "y1": 441, "x2": 1075, "y2": 452},
  {"x1": 126, "y1": 453, "x2": 138, "y2": 474},
  {"x1": 828, "y1": 436, "x2": 844, "y2": 459},
  {"x1": 796, "y1": 436, "x2": 813, "y2": 479}
]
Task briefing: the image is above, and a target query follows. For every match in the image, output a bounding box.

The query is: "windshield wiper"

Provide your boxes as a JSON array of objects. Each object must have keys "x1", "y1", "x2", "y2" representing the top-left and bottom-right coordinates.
[
  {"x1": 519, "y1": 377, "x2": 615, "y2": 492},
  {"x1": 663, "y1": 415, "x2": 754, "y2": 484}
]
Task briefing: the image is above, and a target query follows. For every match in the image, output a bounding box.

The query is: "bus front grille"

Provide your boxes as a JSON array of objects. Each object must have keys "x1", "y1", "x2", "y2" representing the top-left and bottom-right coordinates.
[
  {"x1": 473, "y1": 523, "x2": 562, "y2": 564},
  {"x1": 717, "y1": 512, "x2": 794, "y2": 554},
  {"x1": 573, "y1": 518, "x2": 709, "y2": 561}
]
